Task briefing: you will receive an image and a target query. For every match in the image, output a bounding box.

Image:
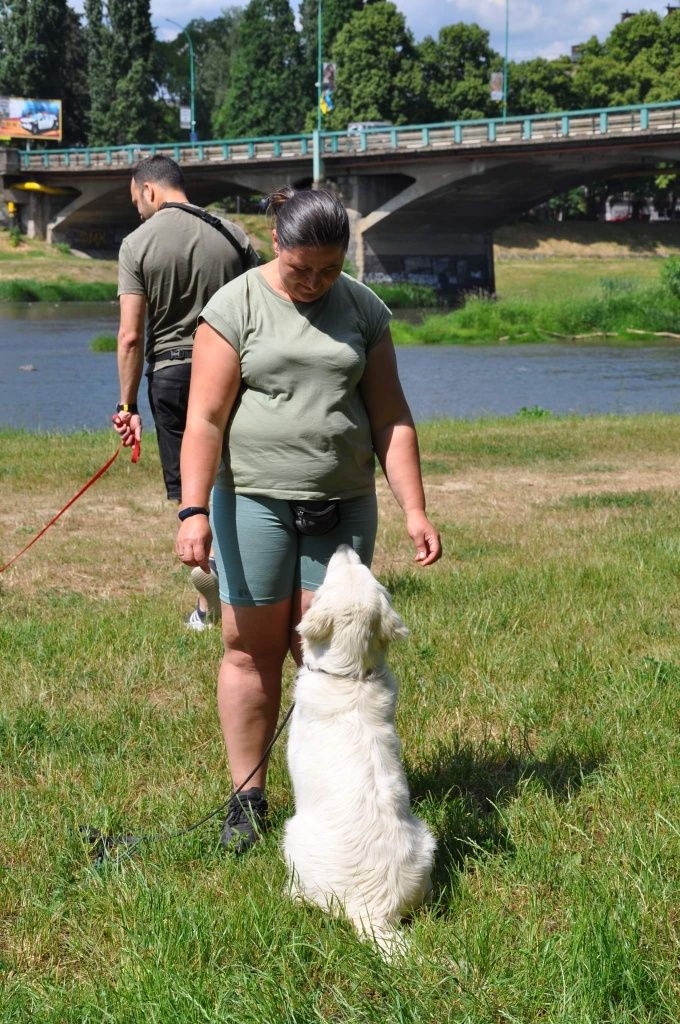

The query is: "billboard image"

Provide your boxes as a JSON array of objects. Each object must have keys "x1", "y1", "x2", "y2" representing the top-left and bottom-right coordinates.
[{"x1": 0, "y1": 97, "x2": 62, "y2": 140}]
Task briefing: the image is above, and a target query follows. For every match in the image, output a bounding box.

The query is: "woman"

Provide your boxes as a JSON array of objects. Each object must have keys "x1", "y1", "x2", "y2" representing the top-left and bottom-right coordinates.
[{"x1": 176, "y1": 186, "x2": 441, "y2": 853}]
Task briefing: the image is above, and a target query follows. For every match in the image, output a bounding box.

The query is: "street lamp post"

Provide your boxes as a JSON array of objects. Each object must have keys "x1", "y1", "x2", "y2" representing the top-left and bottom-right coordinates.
[
  {"x1": 165, "y1": 18, "x2": 197, "y2": 143},
  {"x1": 312, "y1": 0, "x2": 324, "y2": 188},
  {"x1": 502, "y1": 0, "x2": 510, "y2": 122}
]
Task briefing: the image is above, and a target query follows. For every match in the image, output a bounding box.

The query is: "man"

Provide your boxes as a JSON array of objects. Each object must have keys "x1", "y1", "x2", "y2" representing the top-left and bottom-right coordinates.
[{"x1": 112, "y1": 155, "x2": 259, "y2": 630}]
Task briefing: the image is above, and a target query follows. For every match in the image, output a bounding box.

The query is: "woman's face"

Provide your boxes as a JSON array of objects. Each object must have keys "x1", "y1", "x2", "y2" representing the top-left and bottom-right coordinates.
[{"x1": 275, "y1": 235, "x2": 346, "y2": 303}]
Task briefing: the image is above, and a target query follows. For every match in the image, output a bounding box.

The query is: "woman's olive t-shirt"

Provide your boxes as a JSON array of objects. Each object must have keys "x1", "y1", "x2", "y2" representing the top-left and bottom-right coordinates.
[{"x1": 199, "y1": 268, "x2": 391, "y2": 501}]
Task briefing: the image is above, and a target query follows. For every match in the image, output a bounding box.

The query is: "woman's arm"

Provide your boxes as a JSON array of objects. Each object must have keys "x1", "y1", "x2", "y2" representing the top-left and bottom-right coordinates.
[
  {"x1": 360, "y1": 329, "x2": 442, "y2": 566},
  {"x1": 176, "y1": 321, "x2": 241, "y2": 570}
]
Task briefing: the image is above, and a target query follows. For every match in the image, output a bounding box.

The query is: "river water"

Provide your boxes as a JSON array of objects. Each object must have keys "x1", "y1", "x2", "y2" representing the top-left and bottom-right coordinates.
[{"x1": 1, "y1": 302, "x2": 679, "y2": 431}]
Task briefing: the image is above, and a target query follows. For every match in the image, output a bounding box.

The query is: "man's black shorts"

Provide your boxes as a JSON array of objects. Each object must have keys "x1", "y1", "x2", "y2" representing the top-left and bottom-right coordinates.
[{"x1": 147, "y1": 363, "x2": 191, "y2": 501}]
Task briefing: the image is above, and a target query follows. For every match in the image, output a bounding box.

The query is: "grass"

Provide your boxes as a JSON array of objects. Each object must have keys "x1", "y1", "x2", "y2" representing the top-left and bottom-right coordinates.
[
  {"x1": 90, "y1": 333, "x2": 118, "y2": 352},
  {"x1": 369, "y1": 282, "x2": 440, "y2": 308},
  {"x1": 391, "y1": 276, "x2": 680, "y2": 345},
  {"x1": 0, "y1": 279, "x2": 117, "y2": 302},
  {"x1": 1, "y1": 415, "x2": 679, "y2": 1021}
]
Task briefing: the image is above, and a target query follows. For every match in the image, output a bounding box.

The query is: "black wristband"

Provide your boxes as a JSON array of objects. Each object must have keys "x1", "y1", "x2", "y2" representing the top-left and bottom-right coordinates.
[
  {"x1": 178, "y1": 506, "x2": 210, "y2": 522},
  {"x1": 116, "y1": 403, "x2": 139, "y2": 414}
]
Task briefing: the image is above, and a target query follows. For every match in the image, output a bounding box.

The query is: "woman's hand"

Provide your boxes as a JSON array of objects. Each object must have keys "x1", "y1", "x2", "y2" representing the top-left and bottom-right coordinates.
[
  {"x1": 176, "y1": 516, "x2": 212, "y2": 571},
  {"x1": 406, "y1": 510, "x2": 442, "y2": 567}
]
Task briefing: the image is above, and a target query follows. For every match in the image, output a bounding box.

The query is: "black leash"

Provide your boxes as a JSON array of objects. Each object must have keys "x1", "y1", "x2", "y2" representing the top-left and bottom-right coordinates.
[{"x1": 80, "y1": 702, "x2": 295, "y2": 866}]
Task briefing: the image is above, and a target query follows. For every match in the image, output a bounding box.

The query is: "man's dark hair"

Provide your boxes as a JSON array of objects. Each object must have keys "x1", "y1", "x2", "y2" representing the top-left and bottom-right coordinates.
[
  {"x1": 267, "y1": 186, "x2": 349, "y2": 251},
  {"x1": 132, "y1": 155, "x2": 186, "y2": 191}
]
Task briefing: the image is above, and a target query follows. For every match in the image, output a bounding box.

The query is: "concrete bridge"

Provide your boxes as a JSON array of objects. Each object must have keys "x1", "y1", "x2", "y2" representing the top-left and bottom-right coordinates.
[{"x1": 2, "y1": 100, "x2": 680, "y2": 300}]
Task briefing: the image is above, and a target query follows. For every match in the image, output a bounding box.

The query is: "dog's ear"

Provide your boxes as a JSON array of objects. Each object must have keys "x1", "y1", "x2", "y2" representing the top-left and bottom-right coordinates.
[
  {"x1": 297, "y1": 598, "x2": 334, "y2": 644},
  {"x1": 377, "y1": 593, "x2": 409, "y2": 643}
]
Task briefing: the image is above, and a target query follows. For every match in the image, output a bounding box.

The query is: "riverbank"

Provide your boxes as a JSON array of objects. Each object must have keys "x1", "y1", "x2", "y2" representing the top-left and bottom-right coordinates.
[
  {"x1": 1, "y1": 415, "x2": 678, "y2": 1020},
  {"x1": 3, "y1": 222, "x2": 680, "y2": 344}
]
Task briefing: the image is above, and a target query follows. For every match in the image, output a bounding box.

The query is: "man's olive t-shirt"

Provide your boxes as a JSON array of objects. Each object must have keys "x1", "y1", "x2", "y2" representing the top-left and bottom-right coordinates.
[
  {"x1": 117, "y1": 206, "x2": 257, "y2": 372},
  {"x1": 199, "y1": 269, "x2": 392, "y2": 501}
]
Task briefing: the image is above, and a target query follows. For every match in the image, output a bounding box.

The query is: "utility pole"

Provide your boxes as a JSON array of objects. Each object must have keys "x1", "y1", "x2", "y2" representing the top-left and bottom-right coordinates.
[
  {"x1": 166, "y1": 18, "x2": 197, "y2": 143},
  {"x1": 312, "y1": 0, "x2": 324, "y2": 188},
  {"x1": 502, "y1": 0, "x2": 510, "y2": 122}
]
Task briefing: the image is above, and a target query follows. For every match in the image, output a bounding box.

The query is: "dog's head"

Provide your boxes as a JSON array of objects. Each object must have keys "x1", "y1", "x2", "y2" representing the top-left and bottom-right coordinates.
[{"x1": 298, "y1": 545, "x2": 408, "y2": 678}]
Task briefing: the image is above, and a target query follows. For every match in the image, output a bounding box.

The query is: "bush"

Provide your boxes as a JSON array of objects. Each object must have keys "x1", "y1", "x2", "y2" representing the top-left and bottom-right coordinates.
[{"x1": 661, "y1": 255, "x2": 680, "y2": 299}]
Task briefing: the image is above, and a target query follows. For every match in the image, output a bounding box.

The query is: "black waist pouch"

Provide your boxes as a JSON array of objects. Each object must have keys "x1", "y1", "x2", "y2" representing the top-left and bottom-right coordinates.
[{"x1": 290, "y1": 500, "x2": 340, "y2": 536}]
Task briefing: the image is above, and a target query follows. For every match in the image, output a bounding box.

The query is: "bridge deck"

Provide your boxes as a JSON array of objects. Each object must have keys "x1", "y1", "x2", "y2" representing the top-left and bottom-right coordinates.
[{"x1": 17, "y1": 101, "x2": 680, "y2": 174}]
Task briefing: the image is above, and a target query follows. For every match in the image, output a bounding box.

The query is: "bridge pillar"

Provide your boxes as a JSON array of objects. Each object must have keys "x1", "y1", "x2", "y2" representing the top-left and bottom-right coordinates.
[
  {"x1": 357, "y1": 220, "x2": 495, "y2": 302},
  {"x1": 342, "y1": 169, "x2": 496, "y2": 303}
]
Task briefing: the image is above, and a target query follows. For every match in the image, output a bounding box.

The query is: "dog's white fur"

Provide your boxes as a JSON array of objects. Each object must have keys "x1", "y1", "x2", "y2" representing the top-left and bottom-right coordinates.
[{"x1": 282, "y1": 545, "x2": 436, "y2": 954}]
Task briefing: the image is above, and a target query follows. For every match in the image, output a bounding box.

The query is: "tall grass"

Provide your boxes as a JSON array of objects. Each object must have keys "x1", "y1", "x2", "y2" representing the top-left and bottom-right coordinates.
[
  {"x1": 368, "y1": 282, "x2": 440, "y2": 308},
  {"x1": 1, "y1": 417, "x2": 679, "y2": 1021},
  {"x1": 0, "y1": 279, "x2": 117, "y2": 302},
  {"x1": 392, "y1": 279, "x2": 680, "y2": 345}
]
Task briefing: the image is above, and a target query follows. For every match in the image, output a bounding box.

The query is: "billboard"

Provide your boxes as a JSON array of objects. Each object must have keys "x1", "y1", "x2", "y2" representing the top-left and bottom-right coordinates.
[{"x1": 0, "y1": 97, "x2": 62, "y2": 141}]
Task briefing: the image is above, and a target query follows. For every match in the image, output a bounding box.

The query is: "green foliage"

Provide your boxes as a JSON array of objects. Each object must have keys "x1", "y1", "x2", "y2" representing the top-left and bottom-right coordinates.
[
  {"x1": 0, "y1": 279, "x2": 117, "y2": 301},
  {"x1": 154, "y1": 11, "x2": 244, "y2": 142},
  {"x1": 212, "y1": 0, "x2": 305, "y2": 138},
  {"x1": 325, "y1": 2, "x2": 419, "y2": 128},
  {"x1": 507, "y1": 56, "x2": 576, "y2": 115},
  {"x1": 90, "y1": 333, "x2": 117, "y2": 352},
  {"x1": 8, "y1": 227, "x2": 21, "y2": 248},
  {"x1": 368, "y1": 281, "x2": 439, "y2": 308},
  {"x1": 390, "y1": 278, "x2": 680, "y2": 345},
  {"x1": 661, "y1": 255, "x2": 680, "y2": 299},
  {"x1": 516, "y1": 405, "x2": 554, "y2": 419},
  {"x1": 85, "y1": 0, "x2": 157, "y2": 146},
  {"x1": 417, "y1": 23, "x2": 499, "y2": 122},
  {"x1": 299, "y1": 0, "x2": 364, "y2": 117}
]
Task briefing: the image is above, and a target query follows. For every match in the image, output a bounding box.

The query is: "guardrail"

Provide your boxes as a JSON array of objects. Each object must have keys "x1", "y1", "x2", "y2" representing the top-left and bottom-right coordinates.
[{"x1": 17, "y1": 100, "x2": 680, "y2": 173}]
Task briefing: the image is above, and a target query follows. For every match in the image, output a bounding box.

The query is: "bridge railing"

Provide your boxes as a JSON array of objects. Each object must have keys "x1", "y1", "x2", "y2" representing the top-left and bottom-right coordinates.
[{"x1": 17, "y1": 100, "x2": 680, "y2": 173}]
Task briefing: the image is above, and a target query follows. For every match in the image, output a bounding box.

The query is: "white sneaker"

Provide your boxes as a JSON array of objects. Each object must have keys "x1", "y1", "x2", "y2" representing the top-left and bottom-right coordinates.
[
  {"x1": 185, "y1": 604, "x2": 213, "y2": 632},
  {"x1": 190, "y1": 561, "x2": 221, "y2": 622}
]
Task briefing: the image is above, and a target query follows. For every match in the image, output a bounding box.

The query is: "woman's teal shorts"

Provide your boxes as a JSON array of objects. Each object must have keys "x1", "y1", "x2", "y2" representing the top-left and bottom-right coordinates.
[{"x1": 210, "y1": 490, "x2": 378, "y2": 606}]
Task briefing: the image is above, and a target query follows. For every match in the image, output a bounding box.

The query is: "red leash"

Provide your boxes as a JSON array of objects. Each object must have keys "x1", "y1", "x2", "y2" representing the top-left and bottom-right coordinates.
[{"x1": 0, "y1": 439, "x2": 140, "y2": 575}]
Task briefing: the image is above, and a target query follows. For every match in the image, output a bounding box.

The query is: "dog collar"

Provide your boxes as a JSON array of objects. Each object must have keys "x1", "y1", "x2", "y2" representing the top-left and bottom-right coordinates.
[{"x1": 301, "y1": 662, "x2": 381, "y2": 682}]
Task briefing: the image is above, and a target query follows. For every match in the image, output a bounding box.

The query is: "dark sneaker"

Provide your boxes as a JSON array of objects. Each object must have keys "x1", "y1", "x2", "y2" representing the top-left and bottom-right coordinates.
[{"x1": 220, "y1": 788, "x2": 269, "y2": 854}]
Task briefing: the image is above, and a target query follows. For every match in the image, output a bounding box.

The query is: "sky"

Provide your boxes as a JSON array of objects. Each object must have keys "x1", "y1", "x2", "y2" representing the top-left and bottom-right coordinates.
[{"x1": 69, "y1": 1, "x2": 675, "y2": 60}]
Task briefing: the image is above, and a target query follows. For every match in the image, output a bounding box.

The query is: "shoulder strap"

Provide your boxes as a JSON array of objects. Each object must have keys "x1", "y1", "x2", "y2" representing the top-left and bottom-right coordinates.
[{"x1": 158, "y1": 202, "x2": 257, "y2": 273}]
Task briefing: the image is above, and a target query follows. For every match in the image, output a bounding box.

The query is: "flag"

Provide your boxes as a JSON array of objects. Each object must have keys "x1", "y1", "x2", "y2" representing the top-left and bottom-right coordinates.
[{"x1": 320, "y1": 89, "x2": 334, "y2": 115}]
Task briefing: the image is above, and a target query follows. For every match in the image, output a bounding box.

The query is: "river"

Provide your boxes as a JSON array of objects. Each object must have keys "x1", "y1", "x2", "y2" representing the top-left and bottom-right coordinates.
[{"x1": 1, "y1": 302, "x2": 679, "y2": 431}]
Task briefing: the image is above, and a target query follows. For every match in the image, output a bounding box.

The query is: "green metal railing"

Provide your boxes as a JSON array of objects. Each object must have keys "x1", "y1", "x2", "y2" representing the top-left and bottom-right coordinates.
[{"x1": 17, "y1": 100, "x2": 680, "y2": 172}]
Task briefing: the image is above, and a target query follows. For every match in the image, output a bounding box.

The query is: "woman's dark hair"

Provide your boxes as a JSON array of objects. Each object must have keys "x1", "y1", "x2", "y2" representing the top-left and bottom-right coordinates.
[
  {"x1": 267, "y1": 186, "x2": 349, "y2": 251},
  {"x1": 133, "y1": 155, "x2": 186, "y2": 192}
]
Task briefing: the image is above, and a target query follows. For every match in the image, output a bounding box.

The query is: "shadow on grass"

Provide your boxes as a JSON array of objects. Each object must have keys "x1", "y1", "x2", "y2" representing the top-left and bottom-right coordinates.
[{"x1": 407, "y1": 736, "x2": 607, "y2": 898}]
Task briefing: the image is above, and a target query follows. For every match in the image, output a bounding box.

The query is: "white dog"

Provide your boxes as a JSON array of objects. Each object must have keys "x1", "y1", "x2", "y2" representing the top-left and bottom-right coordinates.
[{"x1": 282, "y1": 545, "x2": 436, "y2": 954}]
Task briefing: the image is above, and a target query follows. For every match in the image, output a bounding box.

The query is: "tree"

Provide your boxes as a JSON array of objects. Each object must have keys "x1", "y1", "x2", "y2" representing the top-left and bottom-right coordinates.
[
  {"x1": 415, "y1": 23, "x2": 499, "y2": 123},
  {"x1": 154, "y1": 10, "x2": 244, "y2": 141},
  {"x1": 572, "y1": 10, "x2": 680, "y2": 108},
  {"x1": 85, "y1": 0, "x2": 156, "y2": 146},
  {"x1": 298, "y1": 0, "x2": 365, "y2": 104},
  {"x1": 507, "y1": 56, "x2": 576, "y2": 115},
  {"x1": 325, "y1": 1, "x2": 420, "y2": 129},
  {"x1": 212, "y1": 0, "x2": 305, "y2": 138}
]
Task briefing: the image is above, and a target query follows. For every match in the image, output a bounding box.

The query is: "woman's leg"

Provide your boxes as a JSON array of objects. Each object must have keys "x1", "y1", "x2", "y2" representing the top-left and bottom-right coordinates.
[{"x1": 218, "y1": 598, "x2": 292, "y2": 792}]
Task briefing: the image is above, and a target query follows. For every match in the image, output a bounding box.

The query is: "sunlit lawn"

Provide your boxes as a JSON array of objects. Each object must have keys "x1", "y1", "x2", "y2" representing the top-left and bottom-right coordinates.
[{"x1": 1, "y1": 416, "x2": 679, "y2": 1021}]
